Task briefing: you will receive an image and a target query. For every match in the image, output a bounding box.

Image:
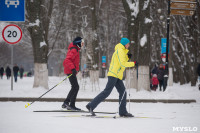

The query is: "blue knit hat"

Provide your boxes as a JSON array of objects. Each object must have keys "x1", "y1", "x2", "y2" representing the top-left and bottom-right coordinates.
[{"x1": 120, "y1": 38, "x2": 130, "y2": 45}]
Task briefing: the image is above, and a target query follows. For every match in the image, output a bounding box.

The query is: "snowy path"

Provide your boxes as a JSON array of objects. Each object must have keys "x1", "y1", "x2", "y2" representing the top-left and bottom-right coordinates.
[{"x1": 0, "y1": 102, "x2": 200, "y2": 133}]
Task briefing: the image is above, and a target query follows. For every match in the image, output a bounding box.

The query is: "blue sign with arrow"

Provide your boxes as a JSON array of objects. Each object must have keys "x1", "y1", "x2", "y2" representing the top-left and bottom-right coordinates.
[{"x1": 0, "y1": 0, "x2": 25, "y2": 22}]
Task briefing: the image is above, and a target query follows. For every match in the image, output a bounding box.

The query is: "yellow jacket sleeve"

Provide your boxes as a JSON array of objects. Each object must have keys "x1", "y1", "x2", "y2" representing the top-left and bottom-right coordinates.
[{"x1": 117, "y1": 49, "x2": 135, "y2": 68}]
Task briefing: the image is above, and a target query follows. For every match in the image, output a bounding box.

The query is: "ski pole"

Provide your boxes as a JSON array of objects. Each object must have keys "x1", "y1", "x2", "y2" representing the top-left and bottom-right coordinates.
[
  {"x1": 128, "y1": 67, "x2": 131, "y2": 113},
  {"x1": 25, "y1": 74, "x2": 72, "y2": 108},
  {"x1": 113, "y1": 89, "x2": 126, "y2": 119}
]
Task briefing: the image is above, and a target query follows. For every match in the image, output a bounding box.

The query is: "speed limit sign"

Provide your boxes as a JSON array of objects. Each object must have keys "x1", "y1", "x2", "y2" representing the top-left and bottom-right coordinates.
[{"x1": 2, "y1": 24, "x2": 22, "y2": 44}]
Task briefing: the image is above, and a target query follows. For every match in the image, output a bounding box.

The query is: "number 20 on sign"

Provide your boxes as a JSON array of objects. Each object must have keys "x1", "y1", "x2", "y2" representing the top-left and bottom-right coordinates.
[{"x1": 2, "y1": 24, "x2": 22, "y2": 44}]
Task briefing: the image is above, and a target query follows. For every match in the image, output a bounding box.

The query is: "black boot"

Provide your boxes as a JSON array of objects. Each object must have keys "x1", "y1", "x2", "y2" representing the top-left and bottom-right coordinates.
[
  {"x1": 120, "y1": 112, "x2": 134, "y2": 117},
  {"x1": 70, "y1": 105, "x2": 81, "y2": 111},
  {"x1": 62, "y1": 103, "x2": 72, "y2": 110},
  {"x1": 86, "y1": 104, "x2": 96, "y2": 116}
]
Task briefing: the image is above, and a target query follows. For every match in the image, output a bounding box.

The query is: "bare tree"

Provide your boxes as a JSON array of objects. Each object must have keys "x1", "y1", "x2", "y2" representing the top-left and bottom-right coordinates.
[{"x1": 26, "y1": 0, "x2": 54, "y2": 89}]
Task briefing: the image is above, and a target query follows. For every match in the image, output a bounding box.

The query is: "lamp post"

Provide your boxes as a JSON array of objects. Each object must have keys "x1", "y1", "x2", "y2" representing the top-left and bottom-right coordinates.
[
  {"x1": 166, "y1": 0, "x2": 171, "y2": 71},
  {"x1": 157, "y1": 0, "x2": 170, "y2": 70}
]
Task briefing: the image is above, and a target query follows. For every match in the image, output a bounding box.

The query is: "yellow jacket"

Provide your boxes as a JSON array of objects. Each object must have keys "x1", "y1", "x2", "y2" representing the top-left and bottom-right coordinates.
[{"x1": 107, "y1": 43, "x2": 135, "y2": 80}]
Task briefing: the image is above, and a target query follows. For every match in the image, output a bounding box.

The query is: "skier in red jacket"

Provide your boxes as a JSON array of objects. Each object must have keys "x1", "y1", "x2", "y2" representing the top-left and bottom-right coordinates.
[{"x1": 62, "y1": 37, "x2": 84, "y2": 110}]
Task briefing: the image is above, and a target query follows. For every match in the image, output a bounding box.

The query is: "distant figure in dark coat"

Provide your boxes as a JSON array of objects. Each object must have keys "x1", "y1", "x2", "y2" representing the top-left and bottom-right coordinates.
[
  {"x1": 163, "y1": 64, "x2": 169, "y2": 92},
  {"x1": 151, "y1": 64, "x2": 158, "y2": 76},
  {"x1": 13, "y1": 64, "x2": 19, "y2": 82},
  {"x1": 6, "y1": 66, "x2": 11, "y2": 79},
  {"x1": 19, "y1": 66, "x2": 24, "y2": 79},
  {"x1": 0, "y1": 67, "x2": 4, "y2": 79},
  {"x1": 157, "y1": 64, "x2": 165, "y2": 91}
]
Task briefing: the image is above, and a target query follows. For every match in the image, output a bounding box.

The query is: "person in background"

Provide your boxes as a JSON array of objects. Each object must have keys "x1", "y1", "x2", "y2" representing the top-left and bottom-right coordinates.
[
  {"x1": 151, "y1": 74, "x2": 159, "y2": 91},
  {"x1": 13, "y1": 64, "x2": 19, "y2": 82},
  {"x1": 6, "y1": 66, "x2": 11, "y2": 79},
  {"x1": 19, "y1": 66, "x2": 24, "y2": 79},
  {"x1": 151, "y1": 63, "x2": 158, "y2": 76},
  {"x1": 27, "y1": 71, "x2": 32, "y2": 77},
  {"x1": 163, "y1": 64, "x2": 169, "y2": 92},
  {"x1": 62, "y1": 37, "x2": 84, "y2": 111},
  {"x1": 157, "y1": 64, "x2": 165, "y2": 91},
  {"x1": 86, "y1": 38, "x2": 137, "y2": 117},
  {"x1": 150, "y1": 64, "x2": 158, "y2": 89},
  {"x1": 0, "y1": 67, "x2": 4, "y2": 79}
]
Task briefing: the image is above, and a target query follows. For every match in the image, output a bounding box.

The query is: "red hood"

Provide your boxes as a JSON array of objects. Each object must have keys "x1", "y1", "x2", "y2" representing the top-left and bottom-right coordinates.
[{"x1": 68, "y1": 42, "x2": 80, "y2": 50}]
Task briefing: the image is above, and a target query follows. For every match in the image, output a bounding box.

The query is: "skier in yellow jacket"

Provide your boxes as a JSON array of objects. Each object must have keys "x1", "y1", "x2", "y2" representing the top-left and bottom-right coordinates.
[{"x1": 86, "y1": 38, "x2": 137, "y2": 117}]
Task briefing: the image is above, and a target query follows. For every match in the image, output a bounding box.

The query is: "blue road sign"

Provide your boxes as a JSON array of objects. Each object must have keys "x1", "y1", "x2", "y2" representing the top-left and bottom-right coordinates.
[
  {"x1": 102, "y1": 56, "x2": 106, "y2": 63},
  {"x1": 0, "y1": 0, "x2": 25, "y2": 22},
  {"x1": 161, "y1": 38, "x2": 169, "y2": 54}
]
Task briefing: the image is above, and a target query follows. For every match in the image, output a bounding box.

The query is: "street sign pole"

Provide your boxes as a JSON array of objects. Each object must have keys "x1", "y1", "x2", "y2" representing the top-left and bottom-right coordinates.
[
  {"x1": 166, "y1": 0, "x2": 171, "y2": 70},
  {"x1": 11, "y1": 45, "x2": 13, "y2": 91},
  {"x1": 2, "y1": 24, "x2": 23, "y2": 91}
]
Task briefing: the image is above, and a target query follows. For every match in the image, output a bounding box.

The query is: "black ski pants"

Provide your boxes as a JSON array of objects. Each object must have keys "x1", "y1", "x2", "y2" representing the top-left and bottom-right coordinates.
[{"x1": 64, "y1": 74, "x2": 79, "y2": 107}]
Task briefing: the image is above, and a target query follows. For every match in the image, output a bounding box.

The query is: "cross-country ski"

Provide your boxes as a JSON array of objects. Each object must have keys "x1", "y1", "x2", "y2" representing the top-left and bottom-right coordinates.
[{"x1": 33, "y1": 110, "x2": 116, "y2": 114}]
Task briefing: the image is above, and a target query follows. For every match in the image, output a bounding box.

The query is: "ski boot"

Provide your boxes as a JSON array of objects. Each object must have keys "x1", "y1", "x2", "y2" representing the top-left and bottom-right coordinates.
[
  {"x1": 70, "y1": 106, "x2": 81, "y2": 111},
  {"x1": 62, "y1": 103, "x2": 72, "y2": 110},
  {"x1": 86, "y1": 104, "x2": 96, "y2": 116},
  {"x1": 120, "y1": 112, "x2": 134, "y2": 117}
]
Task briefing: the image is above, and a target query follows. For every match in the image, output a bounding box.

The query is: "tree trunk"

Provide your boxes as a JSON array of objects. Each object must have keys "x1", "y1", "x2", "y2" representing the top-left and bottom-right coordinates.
[
  {"x1": 122, "y1": 0, "x2": 151, "y2": 91},
  {"x1": 125, "y1": 68, "x2": 137, "y2": 89},
  {"x1": 26, "y1": 0, "x2": 53, "y2": 89},
  {"x1": 138, "y1": 66, "x2": 150, "y2": 91},
  {"x1": 33, "y1": 63, "x2": 48, "y2": 89}
]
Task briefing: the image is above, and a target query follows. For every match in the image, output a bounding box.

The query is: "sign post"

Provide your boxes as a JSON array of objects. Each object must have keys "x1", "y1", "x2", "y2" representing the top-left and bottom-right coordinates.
[
  {"x1": 166, "y1": 0, "x2": 197, "y2": 68},
  {"x1": 102, "y1": 56, "x2": 106, "y2": 78},
  {"x1": 170, "y1": 0, "x2": 197, "y2": 16},
  {"x1": 2, "y1": 24, "x2": 23, "y2": 91},
  {"x1": 0, "y1": 0, "x2": 25, "y2": 91},
  {"x1": 102, "y1": 56, "x2": 106, "y2": 68},
  {"x1": 11, "y1": 45, "x2": 13, "y2": 91},
  {"x1": 163, "y1": 0, "x2": 197, "y2": 88}
]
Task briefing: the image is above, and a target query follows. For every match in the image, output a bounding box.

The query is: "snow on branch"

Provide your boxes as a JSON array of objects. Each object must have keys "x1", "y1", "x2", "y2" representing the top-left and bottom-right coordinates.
[
  {"x1": 145, "y1": 18, "x2": 152, "y2": 24},
  {"x1": 126, "y1": 0, "x2": 139, "y2": 18},
  {"x1": 143, "y1": 0, "x2": 150, "y2": 10},
  {"x1": 140, "y1": 34, "x2": 147, "y2": 47},
  {"x1": 172, "y1": 35, "x2": 184, "y2": 52},
  {"x1": 40, "y1": 41, "x2": 47, "y2": 48},
  {"x1": 28, "y1": 19, "x2": 40, "y2": 27}
]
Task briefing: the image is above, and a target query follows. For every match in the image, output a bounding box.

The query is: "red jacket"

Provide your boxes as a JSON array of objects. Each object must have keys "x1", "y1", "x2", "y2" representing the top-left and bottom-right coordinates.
[
  {"x1": 152, "y1": 77, "x2": 159, "y2": 85},
  {"x1": 63, "y1": 43, "x2": 80, "y2": 74}
]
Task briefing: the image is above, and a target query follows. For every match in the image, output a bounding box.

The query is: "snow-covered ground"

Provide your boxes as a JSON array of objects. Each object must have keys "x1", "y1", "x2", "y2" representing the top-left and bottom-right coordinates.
[
  {"x1": 0, "y1": 76, "x2": 200, "y2": 102},
  {"x1": 0, "y1": 102, "x2": 200, "y2": 133},
  {"x1": 0, "y1": 76, "x2": 200, "y2": 133}
]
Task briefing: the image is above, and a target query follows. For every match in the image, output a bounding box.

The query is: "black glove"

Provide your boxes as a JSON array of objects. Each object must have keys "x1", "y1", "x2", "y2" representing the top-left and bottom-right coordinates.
[
  {"x1": 71, "y1": 69, "x2": 77, "y2": 76},
  {"x1": 127, "y1": 53, "x2": 132, "y2": 59},
  {"x1": 134, "y1": 61, "x2": 138, "y2": 66}
]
